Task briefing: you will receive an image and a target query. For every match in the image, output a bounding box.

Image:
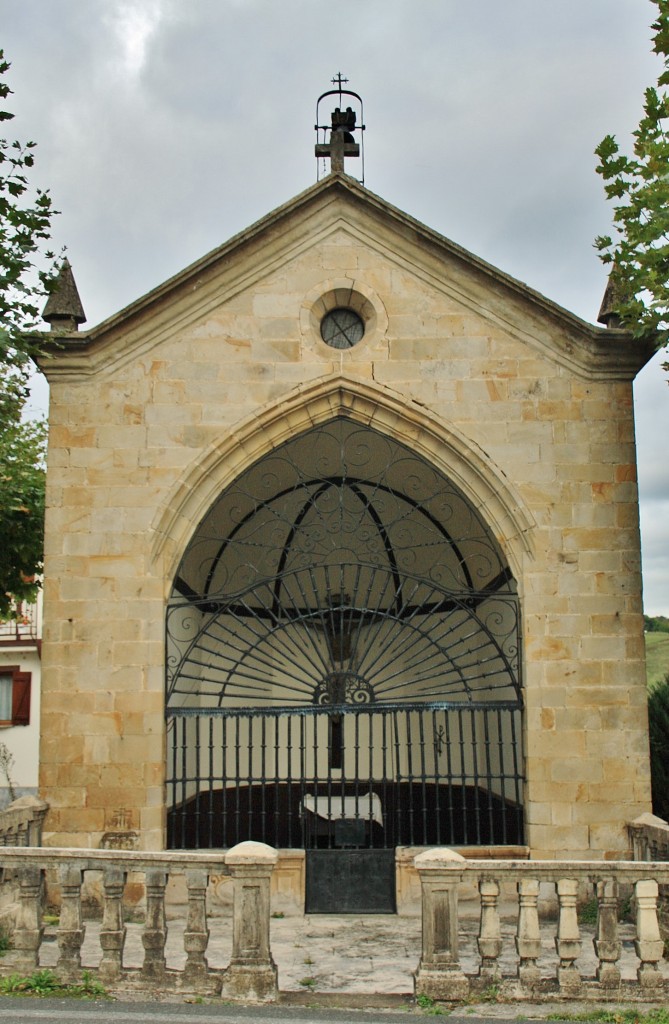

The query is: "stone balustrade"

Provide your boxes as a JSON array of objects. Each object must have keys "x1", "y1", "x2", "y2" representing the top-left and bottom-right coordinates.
[
  {"x1": 0, "y1": 842, "x2": 277, "y2": 1001},
  {"x1": 0, "y1": 845, "x2": 668, "y2": 1004},
  {"x1": 414, "y1": 851, "x2": 669, "y2": 1003},
  {"x1": 0, "y1": 797, "x2": 49, "y2": 848},
  {"x1": 629, "y1": 813, "x2": 669, "y2": 862}
]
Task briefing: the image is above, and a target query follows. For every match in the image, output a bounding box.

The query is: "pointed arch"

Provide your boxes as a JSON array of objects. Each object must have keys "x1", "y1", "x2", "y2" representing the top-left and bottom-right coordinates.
[{"x1": 151, "y1": 373, "x2": 536, "y2": 585}]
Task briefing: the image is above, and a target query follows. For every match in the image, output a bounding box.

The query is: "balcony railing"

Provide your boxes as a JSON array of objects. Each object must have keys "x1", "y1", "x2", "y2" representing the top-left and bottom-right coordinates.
[
  {"x1": 0, "y1": 600, "x2": 41, "y2": 645},
  {"x1": 0, "y1": 845, "x2": 667, "y2": 1003}
]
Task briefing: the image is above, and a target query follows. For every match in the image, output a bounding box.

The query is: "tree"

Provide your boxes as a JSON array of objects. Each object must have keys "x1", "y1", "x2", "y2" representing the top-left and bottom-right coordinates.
[
  {"x1": 648, "y1": 675, "x2": 669, "y2": 822},
  {"x1": 0, "y1": 50, "x2": 57, "y2": 617},
  {"x1": 595, "y1": 1, "x2": 669, "y2": 359}
]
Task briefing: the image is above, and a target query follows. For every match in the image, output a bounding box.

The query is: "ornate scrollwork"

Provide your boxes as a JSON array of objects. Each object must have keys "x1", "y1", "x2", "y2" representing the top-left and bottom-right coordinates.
[{"x1": 313, "y1": 671, "x2": 376, "y2": 706}]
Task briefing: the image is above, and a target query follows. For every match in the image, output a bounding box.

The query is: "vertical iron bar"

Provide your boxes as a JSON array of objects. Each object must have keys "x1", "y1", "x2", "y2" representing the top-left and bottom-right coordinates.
[
  {"x1": 381, "y1": 709, "x2": 389, "y2": 848},
  {"x1": 234, "y1": 715, "x2": 241, "y2": 846},
  {"x1": 221, "y1": 714, "x2": 228, "y2": 848},
  {"x1": 510, "y1": 709, "x2": 523, "y2": 843},
  {"x1": 405, "y1": 709, "x2": 415, "y2": 845},
  {"x1": 418, "y1": 709, "x2": 427, "y2": 845},
  {"x1": 483, "y1": 710, "x2": 495, "y2": 844},
  {"x1": 247, "y1": 714, "x2": 254, "y2": 841},
  {"x1": 497, "y1": 708, "x2": 507, "y2": 844},
  {"x1": 444, "y1": 709, "x2": 454, "y2": 844},
  {"x1": 194, "y1": 715, "x2": 201, "y2": 849},
  {"x1": 393, "y1": 709, "x2": 402, "y2": 846},
  {"x1": 432, "y1": 708, "x2": 441, "y2": 846},
  {"x1": 273, "y1": 714, "x2": 280, "y2": 848},
  {"x1": 472, "y1": 709, "x2": 482, "y2": 844},
  {"x1": 208, "y1": 716, "x2": 214, "y2": 848},
  {"x1": 180, "y1": 716, "x2": 188, "y2": 848},
  {"x1": 457, "y1": 709, "x2": 468, "y2": 844},
  {"x1": 260, "y1": 713, "x2": 267, "y2": 844}
]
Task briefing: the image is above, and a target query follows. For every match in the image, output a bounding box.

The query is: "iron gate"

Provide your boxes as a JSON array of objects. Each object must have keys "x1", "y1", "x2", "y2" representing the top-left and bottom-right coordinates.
[
  {"x1": 167, "y1": 702, "x2": 524, "y2": 850},
  {"x1": 165, "y1": 419, "x2": 525, "y2": 875}
]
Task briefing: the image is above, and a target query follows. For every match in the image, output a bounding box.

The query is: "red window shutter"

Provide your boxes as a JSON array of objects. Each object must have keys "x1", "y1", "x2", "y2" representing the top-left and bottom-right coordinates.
[{"x1": 11, "y1": 672, "x2": 31, "y2": 726}]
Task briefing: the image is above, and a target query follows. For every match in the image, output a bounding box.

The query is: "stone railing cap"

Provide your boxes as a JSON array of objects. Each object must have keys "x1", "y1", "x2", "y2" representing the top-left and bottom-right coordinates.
[
  {"x1": 629, "y1": 812, "x2": 669, "y2": 829},
  {"x1": 414, "y1": 847, "x2": 466, "y2": 868},
  {"x1": 2, "y1": 796, "x2": 48, "y2": 813},
  {"x1": 225, "y1": 840, "x2": 279, "y2": 865}
]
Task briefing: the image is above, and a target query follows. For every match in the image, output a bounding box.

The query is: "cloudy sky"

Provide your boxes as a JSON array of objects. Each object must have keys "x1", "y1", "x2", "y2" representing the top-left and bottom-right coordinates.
[{"x1": 3, "y1": 0, "x2": 668, "y2": 613}]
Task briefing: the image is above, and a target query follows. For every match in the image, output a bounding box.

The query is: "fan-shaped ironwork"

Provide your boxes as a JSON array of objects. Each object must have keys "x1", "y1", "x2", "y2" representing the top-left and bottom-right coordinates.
[{"x1": 166, "y1": 564, "x2": 519, "y2": 709}]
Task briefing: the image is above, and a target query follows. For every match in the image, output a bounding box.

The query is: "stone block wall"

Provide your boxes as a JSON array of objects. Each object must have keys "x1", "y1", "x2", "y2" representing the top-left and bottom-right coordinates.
[{"x1": 38, "y1": 187, "x2": 652, "y2": 856}]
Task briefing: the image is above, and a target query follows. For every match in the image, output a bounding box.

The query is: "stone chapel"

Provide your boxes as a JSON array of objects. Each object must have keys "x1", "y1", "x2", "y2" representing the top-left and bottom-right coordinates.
[{"x1": 35, "y1": 88, "x2": 656, "y2": 912}]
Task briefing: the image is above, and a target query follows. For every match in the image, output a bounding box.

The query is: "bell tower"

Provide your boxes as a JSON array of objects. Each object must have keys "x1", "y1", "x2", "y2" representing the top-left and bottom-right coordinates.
[{"x1": 315, "y1": 73, "x2": 365, "y2": 182}]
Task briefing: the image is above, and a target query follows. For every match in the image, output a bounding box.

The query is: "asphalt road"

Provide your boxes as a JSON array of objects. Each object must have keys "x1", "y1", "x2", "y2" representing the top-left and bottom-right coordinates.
[{"x1": 0, "y1": 997, "x2": 577, "y2": 1024}]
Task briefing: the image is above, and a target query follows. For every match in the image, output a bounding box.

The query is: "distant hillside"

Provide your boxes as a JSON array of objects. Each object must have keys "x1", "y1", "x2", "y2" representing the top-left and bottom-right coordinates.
[{"x1": 646, "y1": 616, "x2": 669, "y2": 688}]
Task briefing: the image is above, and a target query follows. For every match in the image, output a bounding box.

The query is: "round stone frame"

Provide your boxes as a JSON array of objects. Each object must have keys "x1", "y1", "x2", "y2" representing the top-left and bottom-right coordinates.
[{"x1": 299, "y1": 278, "x2": 388, "y2": 354}]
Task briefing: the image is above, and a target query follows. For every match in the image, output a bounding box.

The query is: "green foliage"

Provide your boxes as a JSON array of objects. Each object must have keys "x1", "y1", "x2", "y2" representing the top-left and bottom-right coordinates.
[
  {"x1": 416, "y1": 994, "x2": 446, "y2": 1015},
  {"x1": 0, "y1": 50, "x2": 56, "y2": 617},
  {"x1": 648, "y1": 674, "x2": 669, "y2": 820},
  {"x1": 595, "y1": 1, "x2": 669, "y2": 356},
  {"x1": 644, "y1": 614, "x2": 669, "y2": 633},
  {"x1": 0, "y1": 411, "x2": 46, "y2": 617},
  {"x1": 298, "y1": 976, "x2": 316, "y2": 988},
  {"x1": 0, "y1": 968, "x2": 109, "y2": 999},
  {"x1": 547, "y1": 1010, "x2": 669, "y2": 1024},
  {"x1": 0, "y1": 924, "x2": 11, "y2": 955},
  {"x1": 0, "y1": 50, "x2": 58, "y2": 375}
]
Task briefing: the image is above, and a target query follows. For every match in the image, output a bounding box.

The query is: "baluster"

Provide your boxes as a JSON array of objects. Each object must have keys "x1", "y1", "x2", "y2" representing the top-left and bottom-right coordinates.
[
  {"x1": 183, "y1": 869, "x2": 210, "y2": 986},
  {"x1": 594, "y1": 878, "x2": 621, "y2": 988},
  {"x1": 222, "y1": 841, "x2": 278, "y2": 1002},
  {"x1": 99, "y1": 867, "x2": 127, "y2": 982},
  {"x1": 13, "y1": 865, "x2": 44, "y2": 973},
  {"x1": 478, "y1": 878, "x2": 502, "y2": 979},
  {"x1": 515, "y1": 878, "x2": 541, "y2": 991},
  {"x1": 57, "y1": 865, "x2": 85, "y2": 981},
  {"x1": 556, "y1": 878, "x2": 581, "y2": 995},
  {"x1": 142, "y1": 869, "x2": 168, "y2": 979},
  {"x1": 413, "y1": 848, "x2": 469, "y2": 1002},
  {"x1": 634, "y1": 878, "x2": 664, "y2": 991}
]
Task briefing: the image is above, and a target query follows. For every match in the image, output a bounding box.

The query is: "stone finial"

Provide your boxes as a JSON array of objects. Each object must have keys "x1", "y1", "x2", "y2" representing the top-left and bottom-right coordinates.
[
  {"x1": 42, "y1": 258, "x2": 86, "y2": 332},
  {"x1": 597, "y1": 269, "x2": 624, "y2": 329}
]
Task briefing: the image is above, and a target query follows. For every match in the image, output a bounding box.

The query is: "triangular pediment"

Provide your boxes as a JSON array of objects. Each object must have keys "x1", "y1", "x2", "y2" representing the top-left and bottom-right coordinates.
[{"x1": 37, "y1": 173, "x2": 654, "y2": 380}]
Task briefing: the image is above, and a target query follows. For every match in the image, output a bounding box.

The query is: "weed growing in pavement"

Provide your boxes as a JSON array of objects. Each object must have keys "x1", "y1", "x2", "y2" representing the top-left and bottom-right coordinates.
[
  {"x1": 0, "y1": 968, "x2": 109, "y2": 999},
  {"x1": 546, "y1": 1010, "x2": 669, "y2": 1024},
  {"x1": 416, "y1": 993, "x2": 446, "y2": 1015},
  {"x1": 298, "y1": 976, "x2": 316, "y2": 988}
]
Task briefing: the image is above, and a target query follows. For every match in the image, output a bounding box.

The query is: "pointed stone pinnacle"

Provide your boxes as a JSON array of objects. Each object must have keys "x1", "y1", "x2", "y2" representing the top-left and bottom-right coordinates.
[{"x1": 42, "y1": 258, "x2": 86, "y2": 332}]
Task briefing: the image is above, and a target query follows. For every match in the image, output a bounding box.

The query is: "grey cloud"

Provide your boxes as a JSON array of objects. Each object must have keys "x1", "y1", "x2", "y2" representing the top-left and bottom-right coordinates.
[{"x1": 2, "y1": 0, "x2": 668, "y2": 611}]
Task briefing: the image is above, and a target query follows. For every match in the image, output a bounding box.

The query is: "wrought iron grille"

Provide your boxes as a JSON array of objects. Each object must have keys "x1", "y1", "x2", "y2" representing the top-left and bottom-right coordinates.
[{"x1": 166, "y1": 419, "x2": 524, "y2": 849}]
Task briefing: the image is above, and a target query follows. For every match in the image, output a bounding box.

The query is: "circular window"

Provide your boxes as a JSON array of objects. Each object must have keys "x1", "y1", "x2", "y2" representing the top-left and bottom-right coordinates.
[{"x1": 320, "y1": 308, "x2": 365, "y2": 349}]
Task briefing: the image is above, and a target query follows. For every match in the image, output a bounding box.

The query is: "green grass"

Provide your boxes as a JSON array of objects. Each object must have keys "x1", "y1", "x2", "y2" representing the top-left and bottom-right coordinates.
[
  {"x1": 0, "y1": 969, "x2": 109, "y2": 1000},
  {"x1": 547, "y1": 1011, "x2": 669, "y2": 1024},
  {"x1": 645, "y1": 631, "x2": 669, "y2": 688}
]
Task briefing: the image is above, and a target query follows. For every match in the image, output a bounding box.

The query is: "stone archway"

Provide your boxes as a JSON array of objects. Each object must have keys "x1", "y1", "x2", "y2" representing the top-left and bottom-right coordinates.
[{"x1": 164, "y1": 410, "x2": 526, "y2": 911}]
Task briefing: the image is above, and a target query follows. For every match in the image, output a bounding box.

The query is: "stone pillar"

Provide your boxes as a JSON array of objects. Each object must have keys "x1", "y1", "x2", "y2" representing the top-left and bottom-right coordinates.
[
  {"x1": 57, "y1": 865, "x2": 85, "y2": 981},
  {"x1": 555, "y1": 878, "x2": 581, "y2": 995},
  {"x1": 634, "y1": 878, "x2": 664, "y2": 991},
  {"x1": 12, "y1": 865, "x2": 44, "y2": 973},
  {"x1": 516, "y1": 878, "x2": 541, "y2": 991},
  {"x1": 222, "y1": 841, "x2": 278, "y2": 1002},
  {"x1": 594, "y1": 878, "x2": 621, "y2": 988},
  {"x1": 413, "y1": 848, "x2": 469, "y2": 1002}
]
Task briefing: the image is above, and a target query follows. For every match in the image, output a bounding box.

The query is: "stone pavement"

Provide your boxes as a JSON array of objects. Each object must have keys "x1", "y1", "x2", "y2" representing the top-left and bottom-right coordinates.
[{"x1": 32, "y1": 908, "x2": 669, "y2": 1015}]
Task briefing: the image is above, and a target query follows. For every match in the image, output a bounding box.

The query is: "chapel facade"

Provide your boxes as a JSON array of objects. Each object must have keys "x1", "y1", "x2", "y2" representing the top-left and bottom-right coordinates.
[{"x1": 36, "y1": 108, "x2": 655, "y2": 909}]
